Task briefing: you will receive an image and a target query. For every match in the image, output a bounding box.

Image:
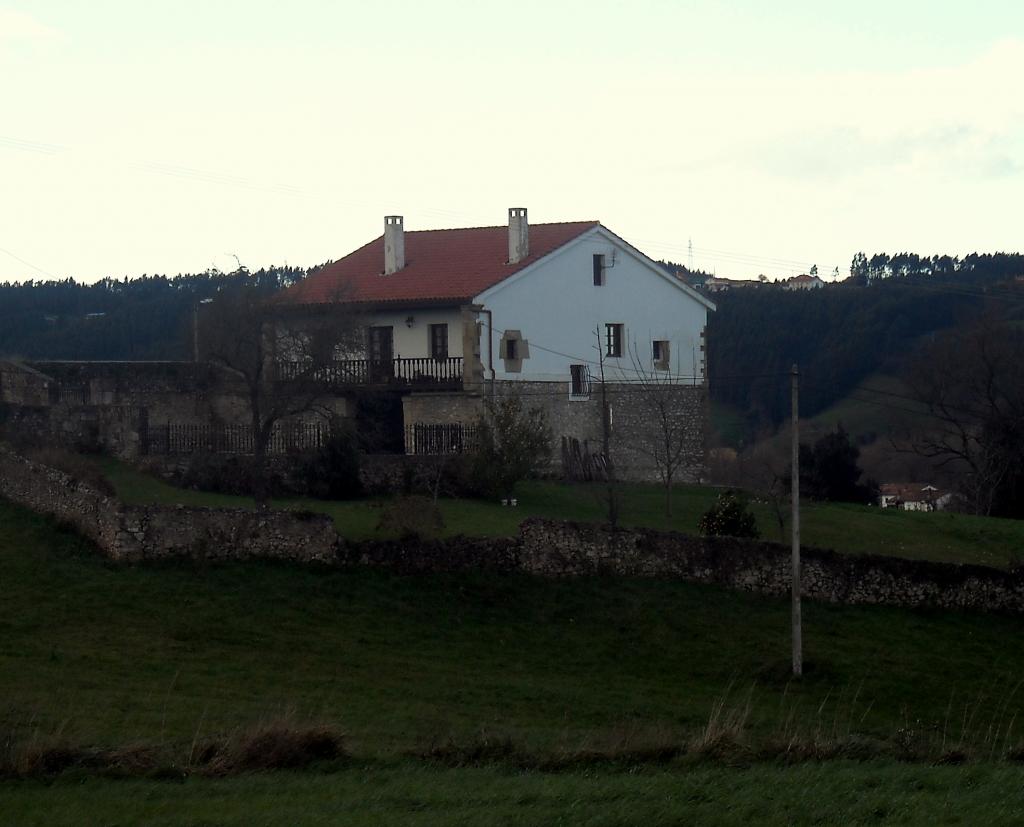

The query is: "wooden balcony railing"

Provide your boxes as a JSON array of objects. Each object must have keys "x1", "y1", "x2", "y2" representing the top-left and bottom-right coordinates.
[{"x1": 275, "y1": 357, "x2": 463, "y2": 389}]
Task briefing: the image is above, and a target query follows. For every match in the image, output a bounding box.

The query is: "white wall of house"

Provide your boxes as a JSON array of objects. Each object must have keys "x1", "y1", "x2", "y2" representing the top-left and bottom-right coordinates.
[
  {"x1": 475, "y1": 227, "x2": 712, "y2": 384},
  {"x1": 357, "y1": 307, "x2": 465, "y2": 359}
]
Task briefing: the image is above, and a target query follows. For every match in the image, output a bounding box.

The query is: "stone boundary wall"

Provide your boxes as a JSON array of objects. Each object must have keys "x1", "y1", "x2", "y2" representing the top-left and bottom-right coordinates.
[
  {"x1": 0, "y1": 447, "x2": 336, "y2": 564},
  {"x1": 2, "y1": 445, "x2": 1023, "y2": 615},
  {"x1": 515, "y1": 519, "x2": 1024, "y2": 614}
]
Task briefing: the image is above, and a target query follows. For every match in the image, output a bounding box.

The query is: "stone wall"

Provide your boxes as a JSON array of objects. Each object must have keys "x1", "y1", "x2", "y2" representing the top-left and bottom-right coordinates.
[
  {"x1": 515, "y1": 519, "x2": 1024, "y2": 614},
  {"x1": 402, "y1": 391, "x2": 484, "y2": 430},
  {"x1": 0, "y1": 361, "x2": 52, "y2": 407},
  {"x1": 5, "y1": 359, "x2": 707, "y2": 485},
  {"x1": 3, "y1": 361, "x2": 253, "y2": 459},
  {"x1": 3, "y1": 443, "x2": 1022, "y2": 615},
  {"x1": 490, "y1": 380, "x2": 706, "y2": 483},
  {"x1": 0, "y1": 446, "x2": 336, "y2": 564}
]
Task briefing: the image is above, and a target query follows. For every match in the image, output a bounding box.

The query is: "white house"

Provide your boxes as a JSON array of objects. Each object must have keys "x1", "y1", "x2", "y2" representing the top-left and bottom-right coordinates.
[
  {"x1": 783, "y1": 273, "x2": 825, "y2": 290},
  {"x1": 276, "y1": 208, "x2": 716, "y2": 479}
]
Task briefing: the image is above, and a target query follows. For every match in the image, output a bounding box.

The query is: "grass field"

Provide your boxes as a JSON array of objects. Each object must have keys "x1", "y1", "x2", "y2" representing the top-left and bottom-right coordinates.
[
  {"x1": 3, "y1": 761, "x2": 1024, "y2": 826},
  {"x1": 3, "y1": 498, "x2": 1024, "y2": 822},
  {"x1": 99, "y1": 457, "x2": 1024, "y2": 568}
]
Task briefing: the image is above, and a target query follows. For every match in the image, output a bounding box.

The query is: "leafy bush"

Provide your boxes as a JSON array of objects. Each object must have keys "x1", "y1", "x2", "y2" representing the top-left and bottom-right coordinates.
[
  {"x1": 298, "y1": 425, "x2": 362, "y2": 500},
  {"x1": 698, "y1": 490, "x2": 760, "y2": 539},
  {"x1": 471, "y1": 396, "x2": 552, "y2": 498},
  {"x1": 178, "y1": 452, "x2": 273, "y2": 497}
]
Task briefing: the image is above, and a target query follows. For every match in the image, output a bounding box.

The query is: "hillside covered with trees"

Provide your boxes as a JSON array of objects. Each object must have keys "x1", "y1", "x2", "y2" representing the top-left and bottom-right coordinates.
[
  {"x1": 0, "y1": 266, "x2": 312, "y2": 361},
  {"x1": 707, "y1": 252, "x2": 1024, "y2": 433},
  {"x1": 2, "y1": 251, "x2": 1022, "y2": 440}
]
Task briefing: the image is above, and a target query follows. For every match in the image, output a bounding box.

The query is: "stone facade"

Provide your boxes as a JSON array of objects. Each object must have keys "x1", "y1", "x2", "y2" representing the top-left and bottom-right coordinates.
[
  {"x1": 402, "y1": 391, "x2": 484, "y2": 429},
  {"x1": 490, "y1": 380, "x2": 706, "y2": 483},
  {"x1": 401, "y1": 380, "x2": 707, "y2": 483},
  {"x1": 3, "y1": 358, "x2": 708, "y2": 484},
  {"x1": 0, "y1": 360, "x2": 251, "y2": 458}
]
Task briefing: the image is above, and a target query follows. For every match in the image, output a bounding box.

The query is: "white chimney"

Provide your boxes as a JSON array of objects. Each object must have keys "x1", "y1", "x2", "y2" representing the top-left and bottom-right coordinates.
[
  {"x1": 508, "y1": 207, "x2": 529, "y2": 264},
  {"x1": 384, "y1": 215, "x2": 405, "y2": 274}
]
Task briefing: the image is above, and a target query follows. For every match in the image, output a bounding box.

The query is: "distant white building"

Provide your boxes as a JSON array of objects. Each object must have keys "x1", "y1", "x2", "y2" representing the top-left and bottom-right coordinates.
[
  {"x1": 703, "y1": 276, "x2": 762, "y2": 293},
  {"x1": 879, "y1": 483, "x2": 955, "y2": 512},
  {"x1": 783, "y1": 273, "x2": 825, "y2": 291}
]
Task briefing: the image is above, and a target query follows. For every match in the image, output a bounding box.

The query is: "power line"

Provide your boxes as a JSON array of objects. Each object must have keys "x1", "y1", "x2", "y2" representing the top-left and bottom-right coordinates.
[{"x1": 0, "y1": 246, "x2": 61, "y2": 280}]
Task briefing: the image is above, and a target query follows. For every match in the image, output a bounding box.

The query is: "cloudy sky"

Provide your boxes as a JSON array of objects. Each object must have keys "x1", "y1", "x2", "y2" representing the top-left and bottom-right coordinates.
[{"x1": 1, "y1": 1, "x2": 1022, "y2": 283}]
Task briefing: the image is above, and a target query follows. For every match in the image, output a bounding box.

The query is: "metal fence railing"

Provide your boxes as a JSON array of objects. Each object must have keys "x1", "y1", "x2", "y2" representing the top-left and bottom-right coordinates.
[
  {"x1": 145, "y1": 421, "x2": 327, "y2": 456},
  {"x1": 276, "y1": 357, "x2": 463, "y2": 388},
  {"x1": 404, "y1": 422, "x2": 480, "y2": 456}
]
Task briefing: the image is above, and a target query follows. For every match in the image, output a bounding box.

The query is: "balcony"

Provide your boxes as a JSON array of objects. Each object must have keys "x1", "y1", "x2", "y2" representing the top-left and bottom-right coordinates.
[{"x1": 275, "y1": 356, "x2": 464, "y2": 390}]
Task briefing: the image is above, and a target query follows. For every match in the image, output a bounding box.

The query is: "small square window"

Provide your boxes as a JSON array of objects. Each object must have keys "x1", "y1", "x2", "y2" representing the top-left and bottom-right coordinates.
[{"x1": 605, "y1": 323, "x2": 623, "y2": 358}]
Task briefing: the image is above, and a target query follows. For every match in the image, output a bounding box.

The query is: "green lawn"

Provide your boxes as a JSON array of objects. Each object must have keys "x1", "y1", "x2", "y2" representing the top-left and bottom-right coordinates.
[
  {"x1": 3, "y1": 498, "x2": 1024, "y2": 822},
  {"x1": 3, "y1": 761, "x2": 1024, "y2": 826},
  {"x1": 3, "y1": 498, "x2": 1024, "y2": 759},
  {"x1": 98, "y1": 457, "x2": 1024, "y2": 568}
]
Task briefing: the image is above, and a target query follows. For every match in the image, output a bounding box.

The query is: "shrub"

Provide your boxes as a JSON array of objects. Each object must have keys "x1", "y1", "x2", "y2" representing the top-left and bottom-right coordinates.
[
  {"x1": 698, "y1": 490, "x2": 760, "y2": 539},
  {"x1": 298, "y1": 425, "x2": 362, "y2": 500},
  {"x1": 471, "y1": 396, "x2": 552, "y2": 498},
  {"x1": 179, "y1": 451, "x2": 272, "y2": 497}
]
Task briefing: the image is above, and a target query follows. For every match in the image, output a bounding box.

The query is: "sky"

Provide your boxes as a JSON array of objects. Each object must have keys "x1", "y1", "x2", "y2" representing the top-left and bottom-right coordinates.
[{"x1": 1, "y1": 1, "x2": 1023, "y2": 283}]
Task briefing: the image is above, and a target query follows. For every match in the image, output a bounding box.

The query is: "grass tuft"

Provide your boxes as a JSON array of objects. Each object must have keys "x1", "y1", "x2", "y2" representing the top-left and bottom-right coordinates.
[{"x1": 194, "y1": 719, "x2": 347, "y2": 776}]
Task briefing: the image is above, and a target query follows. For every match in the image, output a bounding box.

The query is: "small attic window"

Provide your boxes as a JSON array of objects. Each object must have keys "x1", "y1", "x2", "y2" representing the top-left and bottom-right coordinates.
[
  {"x1": 500, "y1": 330, "x2": 529, "y2": 373},
  {"x1": 593, "y1": 254, "x2": 605, "y2": 286}
]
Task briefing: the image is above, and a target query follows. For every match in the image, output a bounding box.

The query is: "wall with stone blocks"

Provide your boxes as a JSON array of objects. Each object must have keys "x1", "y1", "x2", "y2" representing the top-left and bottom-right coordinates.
[
  {"x1": 4, "y1": 444, "x2": 1021, "y2": 616},
  {"x1": 514, "y1": 519, "x2": 1024, "y2": 614},
  {"x1": 0, "y1": 446, "x2": 336, "y2": 564},
  {"x1": 490, "y1": 380, "x2": 706, "y2": 483}
]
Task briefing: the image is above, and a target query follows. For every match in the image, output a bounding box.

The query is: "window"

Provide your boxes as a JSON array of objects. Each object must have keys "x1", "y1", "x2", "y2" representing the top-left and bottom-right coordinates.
[
  {"x1": 429, "y1": 323, "x2": 448, "y2": 360},
  {"x1": 605, "y1": 323, "x2": 623, "y2": 358},
  {"x1": 500, "y1": 330, "x2": 528, "y2": 373},
  {"x1": 570, "y1": 364, "x2": 590, "y2": 398},
  {"x1": 593, "y1": 254, "x2": 605, "y2": 286},
  {"x1": 652, "y1": 340, "x2": 670, "y2": 370},
  {"x1": 368, "y1": 326, "x2": 394, "y2": 362}
]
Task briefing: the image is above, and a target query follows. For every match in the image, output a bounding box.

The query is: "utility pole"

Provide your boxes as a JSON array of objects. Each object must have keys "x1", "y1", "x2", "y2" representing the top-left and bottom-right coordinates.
[
  {"x1": 595, "y1": 326, "x2": 618, "y2": 528},
  {"x1": 193, "y1": 302, "x2": 200, "y2": 362},
  {"x1": 791, "y1": 363, "x2": 803, "y2": 677}
]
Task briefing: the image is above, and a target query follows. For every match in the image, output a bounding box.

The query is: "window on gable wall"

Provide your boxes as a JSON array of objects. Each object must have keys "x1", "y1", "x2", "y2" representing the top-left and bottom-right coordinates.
[
  {"x1": 652, "y1": 340, "x2": 670, "y2": 370},
  {"x1": 429, "y1": 323, "x2": 448, "y2": 360},
  {"x1": 605, "y1": 323, "x2": 623, "y2": 358},
  {"x1": 570, "y1": 364, "x2": 591, "y2": 398},
  {"x1": 593, "y1": 254, "x2": 605, "y2": 286}
]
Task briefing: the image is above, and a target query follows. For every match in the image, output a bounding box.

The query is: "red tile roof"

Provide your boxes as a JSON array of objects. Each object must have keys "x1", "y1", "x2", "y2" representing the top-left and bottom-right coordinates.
[{"x1": 277, "y1": 221, "x2": 599, "y2": 306}]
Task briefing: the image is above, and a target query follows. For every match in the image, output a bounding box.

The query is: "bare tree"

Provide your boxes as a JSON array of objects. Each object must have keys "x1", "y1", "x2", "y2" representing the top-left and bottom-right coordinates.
[
  {"x1": 197, "y1": 282, "x2": 363, "y2": 507},
  {"x1": 906, "y1": 319, "x2": 1024, "y2": 517},
  {"x1": 626, "y1": 341, "x2": 704, "y2": 520},
  {"x1": 746, "y1": 443, "x2": 790, "y2": 543}
]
